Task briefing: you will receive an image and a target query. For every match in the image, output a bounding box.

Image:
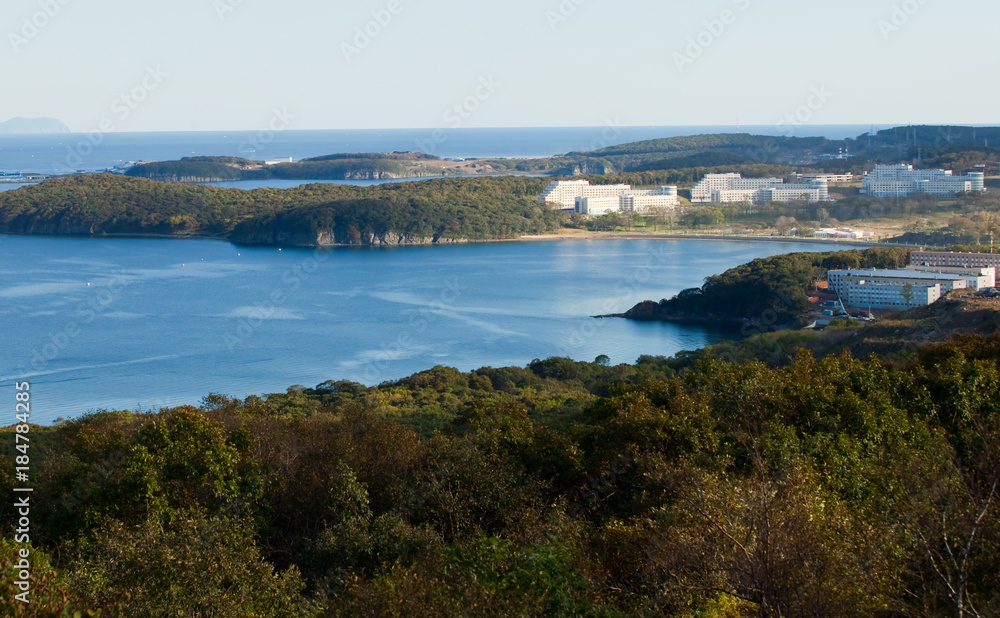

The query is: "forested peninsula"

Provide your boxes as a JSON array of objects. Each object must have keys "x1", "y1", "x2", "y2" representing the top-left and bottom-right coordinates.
[
  {"x1": 617, "y1": 248, "x2": 911, "y2": 326},
  {"x1": 0, "y1": 174, "x2": 559, "y2": 246},
  {"x1": 122, "y1": 125, "x2": 1000, "y2": 180}
]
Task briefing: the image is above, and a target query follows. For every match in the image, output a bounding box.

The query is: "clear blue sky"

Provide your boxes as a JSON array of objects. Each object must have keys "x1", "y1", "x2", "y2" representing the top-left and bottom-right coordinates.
[{"x1": 4, "y1": 0, "x2": 997, "y2": 132}]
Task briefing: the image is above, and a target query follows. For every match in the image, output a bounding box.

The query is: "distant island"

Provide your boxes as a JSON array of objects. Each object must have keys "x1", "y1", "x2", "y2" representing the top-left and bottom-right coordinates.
[
  {"x1": 2, "y1": 124, "x2": 998, "y2": 248},
  {"x1": 122, "y1": 125, "x2": 1000, "y2": 182},
  {"x1": 0, "y1": 116, "x2": 71, "y2": 135}
]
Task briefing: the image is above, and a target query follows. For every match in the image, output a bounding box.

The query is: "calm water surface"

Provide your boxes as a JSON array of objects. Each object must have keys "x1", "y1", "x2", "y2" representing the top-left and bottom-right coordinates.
[{"x1": 0, "y1": 236, "x2": 848, "y2": 423}]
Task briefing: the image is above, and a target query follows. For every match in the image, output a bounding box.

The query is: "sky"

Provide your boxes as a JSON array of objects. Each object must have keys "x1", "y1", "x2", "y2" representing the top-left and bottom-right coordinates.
[{"x1": 3, "y1": 0, "x2": 997, "y2": 132}]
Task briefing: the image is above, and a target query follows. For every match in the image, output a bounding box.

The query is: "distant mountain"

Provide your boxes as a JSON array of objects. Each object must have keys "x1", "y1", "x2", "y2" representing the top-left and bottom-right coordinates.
[{"x1": 0, "y1": 117, "x2": 71, "y2": 135}]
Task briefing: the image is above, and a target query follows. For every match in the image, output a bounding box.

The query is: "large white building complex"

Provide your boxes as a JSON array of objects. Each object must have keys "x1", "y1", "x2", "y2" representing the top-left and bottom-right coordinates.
[
  {"x1": 690, "y1": 173, "x2": 830, "y2": 204},
  {"x1": 827, "y1": 252, "x2": 996, "y2": 311},
  {"x1": 538, "y1": 180, "x2": 679, "y2": 215},
  {"x1": 827, "y1": 269, "x2": 970, "y2": 311},
  {"x1": 861, "y1": 164, "x2": 986, "y2": 198},
  {"x1": 911, "y1": 250, "x2": 1000, "y2": 270}
]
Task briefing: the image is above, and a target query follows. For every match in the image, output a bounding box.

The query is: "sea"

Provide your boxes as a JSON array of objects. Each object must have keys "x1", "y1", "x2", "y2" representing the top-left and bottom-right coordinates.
[
  {"x1": 0, "y1": 236, "x2": 851, "y2": 424},
  {"x1": 0, "y1": 126, "x2": 873, "y2": 423},
  {"x1": 0, "y1": 125, "x2": 876, "y2": 176}
]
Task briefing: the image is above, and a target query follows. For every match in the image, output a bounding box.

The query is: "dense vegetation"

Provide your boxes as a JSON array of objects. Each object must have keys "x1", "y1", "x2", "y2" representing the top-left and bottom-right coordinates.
[
  {"x1": 122, "y1": 126, "x2": 1000, "y2": 184},
  {"x1": 126, "y1": 153, "x2": 439, "y2": 182},
  {"x1": 3, "y1": 327, "x2": 1000, "y2": 615},
  {"x1": 622, "y1": 248, "x2": 911, "y2": 325},
  {"x1": 0, "y1": 174, "x2": 561, "y2": 246},
  {"x1": 568, "y1": 126, "x2": 1000, "y2": 175}
]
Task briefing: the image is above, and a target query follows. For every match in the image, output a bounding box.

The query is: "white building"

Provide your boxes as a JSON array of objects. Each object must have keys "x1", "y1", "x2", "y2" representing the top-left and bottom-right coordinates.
[
  {"x1": 911, "y1": 251, "x2": 1000, "y2": 271},
  {"x1": 862, "y1": 164, "x2": 986, "y2": 197},
  {"x1": 828, "y1": 269, "x2": 969, "y2": 310},
  {"x1": 621, "y1": 186, "x2": 680, "y2": 213},
  {"x1": 539, "y1": 180, "x2": 632, "y2": 209},
  {"x1": 814, "y1": 227, "x2": 874, "y2": 240},
  {"x1": 539, "y1": 180, "x2": 679, "y2": 214},
  {"x1": 906, "y1": 265, "x2": 995, "y2": 291},
  {"x1": 575, "y1": 196, "x2": 622, "y2": 216},
  {"x1": 794, "y1": 173, "x2": 855, "y2": 184},
  {"x1": 691, "y1": 173, "x2": 830, "y2": 204}
]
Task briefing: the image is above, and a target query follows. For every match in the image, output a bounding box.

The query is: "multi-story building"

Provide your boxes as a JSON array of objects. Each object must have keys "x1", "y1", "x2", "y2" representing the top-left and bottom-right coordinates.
[
  {"x1": 906, "y1": 265, "x2": 996, "y2": 291},
  {"x1": 911, "y1": 251, "x2": 1000, "y2": 270},
  {"x1": 575, "y1": 196, "x2": 622, "y2": 216},
  {"x1": 621, "y1": 186, "x2": 680, "y2": 213},
  {"x1": 862, "y1": 164, "x2": 986, "y2": 197},
  {"x1": 691, "y1": 173, "x2": 830, "y2": 204},
  {"x1": 827, "y1": 269, "x2": 969, "y2": 310},
  {"x1": 538, "y1": 180, "x2": 632, "y2": 209},
  {"x1": 794, "y1": 173, "x2": 855, "y2": 184},
  {"x1": 539, "y1": 181, "x2": 679, "y2": 214},
  {"x1": 813, "y1": 227, "x2": 874, "y2": 240}
]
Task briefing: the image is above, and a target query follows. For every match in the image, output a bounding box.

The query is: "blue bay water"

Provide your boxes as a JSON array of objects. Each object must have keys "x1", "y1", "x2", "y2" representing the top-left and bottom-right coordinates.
[
  {"x1": 0, "y1": 125, "x2": 875, "y2": 175},
  {"x1": 0, "y1": 236, "x2": 849, "y2": 423}
]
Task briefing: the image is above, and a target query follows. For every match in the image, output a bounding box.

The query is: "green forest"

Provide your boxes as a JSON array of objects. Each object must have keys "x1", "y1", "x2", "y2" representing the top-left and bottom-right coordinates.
[
  {"x1": 2, "y1": 328, "x2": 999, "y2": 616},
  {"x1": 622, "y1": 248, "x2": 911, "y2": 325},
  {"x1": 121, "y1": 126, "x2": 1000, "y2": 182},
  {"x1": 0, "y1": 174, "x2": 560, "y2": 246},
  {"x1": 125, "y1": 154, "x2": 437, "y2": 182}
]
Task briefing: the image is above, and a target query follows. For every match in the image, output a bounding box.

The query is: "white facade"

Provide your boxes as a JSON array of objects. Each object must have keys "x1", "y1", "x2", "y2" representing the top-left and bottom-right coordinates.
[
  {"x1": 575, "y1": 196, "x2": 622, "y2": 216},
  {"x1": 539, "y1": 180, "x2": 632, "y2": 209},
  {"x1": 692, "y1": 173, "x2": 829, "y2": 204},
  {"x1": 814, "y1": 227, "x2": 874, "y2": 240},
  {"x1": 540, "y1": 180, "x2": 679, "y2": 214},
  {"x1": 828, "y1": 269, "x2": 969, "y2": 310},
  {"x1": 622, "y1": 186, "x2": 680, "y2": 213},
  {"x1": 862, "y1": 164, "x2": 987, "y2": 197},
  {"x1": 911, "y1": 251, "x2": 1000, "y2": 271},
  {"x1": 906, "y1": 265, "x2": 995, "y2": 291},
  {"x1": 795, "y1": 173, "x2": 855, "y2": 184}
]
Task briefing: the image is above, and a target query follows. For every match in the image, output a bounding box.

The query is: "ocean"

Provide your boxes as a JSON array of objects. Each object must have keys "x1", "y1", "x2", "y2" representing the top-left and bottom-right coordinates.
[
  {"x1": 0, "y1": 235, "x2": 850, "y2": 424},
  {"x1": 0, "y1": 125, "x2": 875, "y2": 176}
]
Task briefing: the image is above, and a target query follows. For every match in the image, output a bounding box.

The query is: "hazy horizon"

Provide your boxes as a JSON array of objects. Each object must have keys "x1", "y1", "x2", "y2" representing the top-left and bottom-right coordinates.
[{"x1": 4, "y1": 0, "x2": 997, "y2": 133}]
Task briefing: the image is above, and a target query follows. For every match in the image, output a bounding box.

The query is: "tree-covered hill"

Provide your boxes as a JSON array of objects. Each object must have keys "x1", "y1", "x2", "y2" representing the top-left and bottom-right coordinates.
[
  {"x1": 2, "y1": 325, "x2": 999, "y2": 615},
  {"x1": 126, "y1": 153, "x2": 433, "y2": 182},
  {"x1": 0, "y1": 174, "x2": 560, "y2": 246},
  {"x1": 560, "y1": 126, "x2": 1000, "y2": 175},
  {"x1": 120, "y1": 125, "x2": 1000, "y2": 184},
  {"x1": 621, "y1": 248, "x2": 911, "y2": 325}
]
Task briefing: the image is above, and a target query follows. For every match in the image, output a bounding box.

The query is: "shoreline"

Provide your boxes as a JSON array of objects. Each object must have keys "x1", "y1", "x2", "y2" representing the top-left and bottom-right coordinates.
[
  {"x1": 0, "y1": 229, "x2": 933, "y2": 250},
  {"x1": 517, "y1": 230, "x2": 929, "y2": 249}
]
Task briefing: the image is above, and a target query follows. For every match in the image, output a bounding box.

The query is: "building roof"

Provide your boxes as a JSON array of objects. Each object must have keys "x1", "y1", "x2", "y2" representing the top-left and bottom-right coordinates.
[{"x1": 830, "y1": 269, "x2": 970, "y2": 282}]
